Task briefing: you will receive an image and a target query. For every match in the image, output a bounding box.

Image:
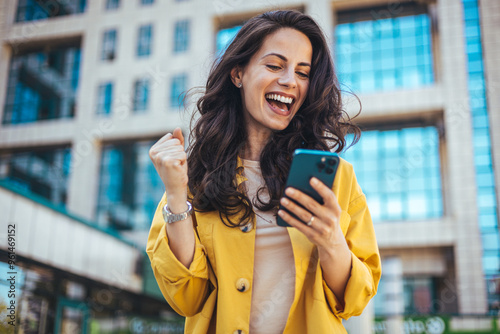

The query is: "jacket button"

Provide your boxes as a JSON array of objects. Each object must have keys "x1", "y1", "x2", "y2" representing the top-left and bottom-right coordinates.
[
  {"x1": 239, "y1": 222, "x2": 253, "y2": 233},
  {"x1": 233, "y1": 330, "x2": 245, "y2": 334},
  {"x1": 235, "y1": 278, "x2": 250, "y2": 292}
]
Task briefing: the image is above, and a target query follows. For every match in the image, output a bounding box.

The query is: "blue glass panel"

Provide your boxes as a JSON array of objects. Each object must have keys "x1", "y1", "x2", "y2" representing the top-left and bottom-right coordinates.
[
  {"x1": 465, "y1": 24, "x2": 481, "y2": 38},
  {"x1": 101, "y1": 29, "x2": 117, "y2": 61},
  {"x1": 133, "y1": 79, "x2": 150, "y2": 112},
  {"x1": 343, "y1": 126, "x2": 442, "y2": 222},
  {"x1": 482, "y1": 253, "x2": 500, "y2": 273},
  {"x1": 16, "y1": 0, "x2": 86, "y2": 22},
  {"x1": 170, "y1": 73, "x2": 188, "y2": 108},
  {"x1": 474, "y1": 152, "x2": 492, "y2": 167},
  {"x1": 480, "y1": 213, "x2": 498, "y2": 229},
  {"x1": 137, "y1": 24, "x2": 153, "y2": 57},
  {"x1": 96, "y1": 82, "x2": 113, "y2": 115},
  {"x1": 97, "y1": 141, "x2": 164, "y2": 230},
  {"x1": 106, "y1": 0, "x2": 120, "y2": 10},
  {"x1": 217, "y1": 26, "x2": 242, "y2": 53},
  {"x1": 0, "y1": 148, "x2": 71, "y2": 206},
  {"x1": 463, "y1": 5, "x2": 480, "y2": 20},
  {"x1": 174, "y1": 20, "x2": 190, "y2": 53},
  {"x1": 335, "y1": 14, "x2": 433, "y2": 93},
  {"x1": 482, "y1": 234, "x2": 500, "y2": 251},
  {"x1": 3, "y1": 45, "x2": 80, "y2": 124}
]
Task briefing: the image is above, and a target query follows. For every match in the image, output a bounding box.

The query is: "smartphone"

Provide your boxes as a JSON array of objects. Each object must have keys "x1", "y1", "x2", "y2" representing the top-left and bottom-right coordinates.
[{"x1": 276, "y1": 149, "x2": 340, "y2": 227}]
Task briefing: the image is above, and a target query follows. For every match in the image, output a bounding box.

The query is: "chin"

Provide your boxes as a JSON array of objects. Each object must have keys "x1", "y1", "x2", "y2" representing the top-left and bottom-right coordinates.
[{"x1": 270, "y1": 122, "x2": 291, "y2": 132}]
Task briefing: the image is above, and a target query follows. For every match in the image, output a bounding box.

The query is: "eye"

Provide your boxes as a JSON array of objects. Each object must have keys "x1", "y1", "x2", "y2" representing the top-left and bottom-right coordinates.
[
  {"x1": 297, "y1": 72, "x2": 309, "y2": 79},
  {"x1": 266, "y1": 65, "x2": 281, "y2": 71}
]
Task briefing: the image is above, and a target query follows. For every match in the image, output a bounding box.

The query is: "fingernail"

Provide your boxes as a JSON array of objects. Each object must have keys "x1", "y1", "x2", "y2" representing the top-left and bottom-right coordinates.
[
  {"x1": 311, "y1": 177, "x2": 319, "y2": 185},
  {"x1": 286, "y1": 188, "x2": 295, "y2": 196},
  {"x1": 281, "y1": 198, "x2": 289, "y2": 205},
  {"x1": 278, "y1": 210, "x2": 284, "y2": 216}
]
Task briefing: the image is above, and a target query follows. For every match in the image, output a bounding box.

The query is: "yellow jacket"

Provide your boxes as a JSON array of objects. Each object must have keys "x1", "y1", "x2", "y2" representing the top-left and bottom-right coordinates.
[{"x1": 147, "y1": 158, "x2": 381, "y2": 333}]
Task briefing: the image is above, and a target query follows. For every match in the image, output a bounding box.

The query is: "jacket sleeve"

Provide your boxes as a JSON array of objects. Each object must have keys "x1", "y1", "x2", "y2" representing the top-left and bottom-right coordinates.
[
  {"x1": 324, "y1": 178, "x2": 382, "y2": 319},
  {"x1": 146, "y1": 193, "x2": 211, "y2": 317}
]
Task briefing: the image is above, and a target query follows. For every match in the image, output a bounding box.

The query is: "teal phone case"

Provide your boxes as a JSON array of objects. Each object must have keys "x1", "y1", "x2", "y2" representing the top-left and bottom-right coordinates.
[{"x1": 276, "y1": 149, "x2": 339, "y2": 227}]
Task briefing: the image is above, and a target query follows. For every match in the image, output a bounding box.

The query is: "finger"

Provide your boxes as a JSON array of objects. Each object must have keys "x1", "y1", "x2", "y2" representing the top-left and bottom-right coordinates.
[
  {"x1": 160, "y1": 151, "x2": 187, "y2": 168},
  {"x1": 309, "y1": 177, "x2": 340, "y2": 213},
  {"x1": 284, "y1": 187, "x2": 321, "y2": 216},
  {"x1": 173, "y1": 127, "x2": 184, "y2": 147},
  {"x1": 280, "y1": 197, "x2": 314, "y2": 225},
  {"x1": 149, "y1": 136, "x2": 181, "y2": 159},
  {"x1": 156, "y1": 132, "x2": 173, "y2": 145},
  {"x1": 163, "y1": 137, "x2": 182, "y2": 147},
  {"x1": 277, "y1": 209, "x2": 314, "y2": 236}
]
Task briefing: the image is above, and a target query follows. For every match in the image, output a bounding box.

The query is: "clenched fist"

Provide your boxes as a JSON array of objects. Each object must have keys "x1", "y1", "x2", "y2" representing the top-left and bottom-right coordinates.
[{"x1": 149, "y1": 127, "x2": 188, "y2": 212}]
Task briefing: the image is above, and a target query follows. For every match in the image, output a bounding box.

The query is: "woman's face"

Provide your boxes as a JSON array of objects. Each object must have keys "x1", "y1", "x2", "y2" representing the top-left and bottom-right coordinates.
[{"x1": 232, "y1": 28, "x2": 313, "y2": 137}]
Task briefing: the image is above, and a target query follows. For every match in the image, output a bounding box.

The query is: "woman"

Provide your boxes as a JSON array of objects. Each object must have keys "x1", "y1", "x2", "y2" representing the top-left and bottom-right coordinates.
[{"x1": 147, "y1": 10, "x2": 381, "y2": 334}]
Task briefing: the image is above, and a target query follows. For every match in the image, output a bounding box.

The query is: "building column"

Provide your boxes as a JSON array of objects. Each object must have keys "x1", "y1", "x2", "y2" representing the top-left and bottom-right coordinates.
[
  {"x1": 480, "y1": 0, "x2": 500, "y2": 215},
  {"x1": 438, "y1": 0, "x2": 487, "y2": 314},
  {"x1": 306, "y1": 0, "x2": 333, "y2": 45}
]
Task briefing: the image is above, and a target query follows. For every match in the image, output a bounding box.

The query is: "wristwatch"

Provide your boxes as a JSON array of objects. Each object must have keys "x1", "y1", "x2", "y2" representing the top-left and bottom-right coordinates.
[{"x1": 162, "y1": 201, "x2": 193, "y2": 224}]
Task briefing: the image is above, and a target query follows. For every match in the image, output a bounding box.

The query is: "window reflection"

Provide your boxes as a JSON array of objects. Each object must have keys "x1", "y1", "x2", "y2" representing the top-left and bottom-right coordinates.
[
  {"x1": 0, "y1": 148, "x2": 71, "y2": 207},
  {"x1": 97, "y1": 141, "x2": 164, "y2": 230},
  {"x1": 343, "y1": 126, "x2": 443, "y2": 222},
  {"x1": 16, "y1": 0, "x2": 86, "y2": 22},
  {"x1": 3, "y1": 44, "x2": 81, "y2": 124},
  {"x1": 170, "y1": 74, "x2": 188, "y2": 108},
  {"x1": 335, "y1": 12, "x2": 434, "y2": 93}
]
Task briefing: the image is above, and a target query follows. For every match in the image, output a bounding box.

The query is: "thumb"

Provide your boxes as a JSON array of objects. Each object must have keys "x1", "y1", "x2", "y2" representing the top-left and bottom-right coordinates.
[{"x1": 172, "y1": 127, "x2": 185, "y2": 147}]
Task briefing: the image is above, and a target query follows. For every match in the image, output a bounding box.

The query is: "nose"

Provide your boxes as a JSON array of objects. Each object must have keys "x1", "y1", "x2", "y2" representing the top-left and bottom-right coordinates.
[{"x1": 277, "y1": 68, "x2": 297, "y2": 89}]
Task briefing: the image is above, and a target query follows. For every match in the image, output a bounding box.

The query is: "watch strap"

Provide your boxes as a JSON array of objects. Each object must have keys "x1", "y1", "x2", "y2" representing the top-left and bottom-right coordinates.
[{"x1": 162, "y1": 201, "x2": 193, "y2": 224}]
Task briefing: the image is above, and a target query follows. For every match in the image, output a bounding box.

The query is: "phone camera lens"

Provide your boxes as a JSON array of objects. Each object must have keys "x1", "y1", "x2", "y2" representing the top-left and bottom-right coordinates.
[
  {"x1": 328, "y1": 159, "x2": 336, "y2": 166},
  {"x1": 326, "y1": 167, "x2": 334, "y2": 174},
  {"x1": 318, "y1": 162, "x2": 326, "y2": 169}
]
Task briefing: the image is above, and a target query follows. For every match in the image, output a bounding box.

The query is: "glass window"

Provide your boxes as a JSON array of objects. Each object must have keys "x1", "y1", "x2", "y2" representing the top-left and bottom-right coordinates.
[
  {"x1": 403, "y1": 277, "x2": 437, "y2": 314},
  {"x1": 174, "y1": 20, "x2": 190, "y2": 53},
  {"x1": 0, "y1": 148, "x2": 71, "y2": 207},
  {"x1": 137, "y1": 24, "x2": 153, "y2": 57},
  {"x1": 3, "y1": 44, "x2": 81, "y2": 124},
  {"x1": 342, "y1": 126, "x2": 443, "y2": 222},
  {"x1": 216, "y1": 25, "x2": 242, "y2": 54},
  {"x1": 101, "y1": 29, "x2": 117, "y2": 61},
  {"x1": 97, "y1": 141, "x2": 164, "y2": 230},
  {"x1": 96, "y1": 82, "x2": 113, "y2": 115},
  {"x1": 105, "y1": 0, "x2": 120, "y2": 10},
  {"x1": 15, "y1": 0, "x2": 86, "y2": 22},
  {"x1": 133, "y1": 78, "x2": 150, "y2": 112},
  {"x1": 170, "y1": 74, "x2": 188, "y2": 108},
  {"x1": 373, "y1": 275, "x2": 439, "y2": 316},
  {"x1": 335, "y1": 12, "x2": 434, "y2": 93}
]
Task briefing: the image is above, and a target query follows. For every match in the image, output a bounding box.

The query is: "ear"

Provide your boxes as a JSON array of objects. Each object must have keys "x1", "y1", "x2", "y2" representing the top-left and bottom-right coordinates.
[{"x1": 230, "y1": 66, "x2": 243, "y2": 87}]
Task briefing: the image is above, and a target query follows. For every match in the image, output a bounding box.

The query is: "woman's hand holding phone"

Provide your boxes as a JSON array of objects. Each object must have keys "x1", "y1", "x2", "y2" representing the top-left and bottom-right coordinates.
[
  {"x1": 277, "y1": 177, "x2": 344, "y2": 249},
  {"x1": 276, "y1": 149, "x2": 345, "y2": 249}
]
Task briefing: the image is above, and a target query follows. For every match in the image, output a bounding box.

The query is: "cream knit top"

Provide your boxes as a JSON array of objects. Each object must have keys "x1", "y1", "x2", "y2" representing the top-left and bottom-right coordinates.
[{"x1": 242, "y1": 159, "x2": 296, "y2": 334}]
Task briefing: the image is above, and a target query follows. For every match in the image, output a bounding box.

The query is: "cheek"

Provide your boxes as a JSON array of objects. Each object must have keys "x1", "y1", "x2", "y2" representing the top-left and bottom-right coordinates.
[{"x1": 298, "y1": 82, "x2": 310, "y2": 105}]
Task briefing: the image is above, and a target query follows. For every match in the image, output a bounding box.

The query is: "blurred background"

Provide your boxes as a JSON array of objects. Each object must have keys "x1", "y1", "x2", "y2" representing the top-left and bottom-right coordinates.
[{"x1": 0, "y1": 0, "x2": 498, "y2": 333}]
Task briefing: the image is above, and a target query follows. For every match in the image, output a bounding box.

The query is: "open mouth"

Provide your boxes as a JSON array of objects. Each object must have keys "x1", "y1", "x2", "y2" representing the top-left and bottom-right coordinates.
[{"x1": 265, "y1": 93, "x2": 294, "y2": 112}]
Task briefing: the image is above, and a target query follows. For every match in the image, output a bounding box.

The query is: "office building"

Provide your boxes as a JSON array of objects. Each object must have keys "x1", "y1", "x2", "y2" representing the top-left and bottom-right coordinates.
[{"x1": 0, "y1": 0, "x2": 498, "y2": 332}]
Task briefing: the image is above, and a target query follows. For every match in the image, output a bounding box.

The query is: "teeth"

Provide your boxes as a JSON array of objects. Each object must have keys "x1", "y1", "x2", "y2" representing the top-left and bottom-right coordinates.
[{"x1": 266, "y1": 94, "x2": 293, "y2": 105}]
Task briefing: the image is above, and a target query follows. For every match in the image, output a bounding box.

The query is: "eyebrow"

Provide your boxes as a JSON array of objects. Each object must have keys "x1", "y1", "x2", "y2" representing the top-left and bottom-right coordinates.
[{"x1": 262, "y1": 53, "x2": 311, "y2": 67}]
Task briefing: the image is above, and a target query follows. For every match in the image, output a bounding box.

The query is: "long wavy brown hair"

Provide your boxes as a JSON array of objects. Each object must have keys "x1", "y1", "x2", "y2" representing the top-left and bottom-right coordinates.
[{"x1": 187, "y1": 10, "x2": 360, "y2": 227}]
